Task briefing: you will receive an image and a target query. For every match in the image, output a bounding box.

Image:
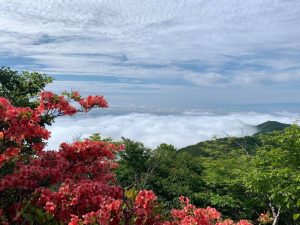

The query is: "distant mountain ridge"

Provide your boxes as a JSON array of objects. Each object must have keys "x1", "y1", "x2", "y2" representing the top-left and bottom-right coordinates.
[
  {"x1": 178, "y1": 121, "x2": 290, "y2": 157},
  {"x1": 255, "y1": 120, "x2": 290, "y2": 135}
]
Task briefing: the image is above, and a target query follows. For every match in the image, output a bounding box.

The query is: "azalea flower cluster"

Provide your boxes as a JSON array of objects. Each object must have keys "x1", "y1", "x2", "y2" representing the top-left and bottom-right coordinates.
[
  {"x1": 0, "y1": 91, "x2": 108, "y2": 167},
  {"x1": 0, "y1": 96, "x2": 50, "y2": 167},
  {"x1": 67, "y1": 190, "x2": 158, "y2": 225},
  {"x1": 0, "y1": 91, "x2": 253, "y2": 225},
  {"x1": 164, "y1": 197, "x2": 252, "y2": 225},
  {"x1": 38, "y1": 91, "x2": 108, "y2": 117},
  {"x1": 67, "y1": 192, "x2": 253, "y2": 225}
]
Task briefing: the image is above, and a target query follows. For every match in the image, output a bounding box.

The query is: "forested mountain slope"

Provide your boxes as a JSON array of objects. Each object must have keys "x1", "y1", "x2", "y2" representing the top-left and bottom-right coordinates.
[{"x1": 178, "y1": 121, "x2": 290, "y2": 157}]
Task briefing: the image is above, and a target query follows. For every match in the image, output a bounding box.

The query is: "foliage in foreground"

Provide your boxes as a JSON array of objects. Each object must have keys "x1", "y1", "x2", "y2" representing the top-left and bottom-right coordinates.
[
  {"x1": 0, "y1": 87, "x2": 251, "y2": 224},
  {"x1": 1, "y1": 68, "x2": 299, "y2": 224},
  {"x1": 0, "y1": 67, "x2": 53, "y2": 108},
  {"x1": 117, "y1": 125, "x2": 300, "y2": 224}
]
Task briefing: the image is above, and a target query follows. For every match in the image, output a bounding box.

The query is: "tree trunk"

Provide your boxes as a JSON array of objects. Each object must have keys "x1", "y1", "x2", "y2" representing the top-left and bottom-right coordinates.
[{"x1": 269, "y1": 202, "x2": 281, "y2": 225}]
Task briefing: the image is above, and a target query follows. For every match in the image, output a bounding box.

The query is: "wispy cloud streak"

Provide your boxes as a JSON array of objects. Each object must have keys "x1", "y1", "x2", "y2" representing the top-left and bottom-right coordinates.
[{"x1": 0, "y1": 0, "x2": 300, "y2": 87}]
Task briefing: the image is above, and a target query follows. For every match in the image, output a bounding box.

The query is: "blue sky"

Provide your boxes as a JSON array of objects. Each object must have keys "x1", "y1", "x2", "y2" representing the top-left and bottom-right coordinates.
[{"x1": 1, "y1": 0, "x2": 300, "y2": 112}]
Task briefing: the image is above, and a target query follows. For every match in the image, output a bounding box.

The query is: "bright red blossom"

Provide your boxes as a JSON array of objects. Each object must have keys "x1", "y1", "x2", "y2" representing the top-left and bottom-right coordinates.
[
  {"x1": 78, "y1": 95, "x2": 108, "y2": 111},
  {"x1": 163, "y1": 196, "x2": 251, "y2": 225},
  {"x1": 38, "y1": 91, "x2": 77, "y2": 115},
  {"x1": 45, "y1": 201, "x2": 56, "y2": 214}
]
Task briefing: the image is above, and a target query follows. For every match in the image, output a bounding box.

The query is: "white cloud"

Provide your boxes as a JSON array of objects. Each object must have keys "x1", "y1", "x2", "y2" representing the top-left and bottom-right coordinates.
[
  {"x1": 182, "y1": 70, "x2": 300, "y2": 87},
  {"x1": 1, "y1": 0, "x2": 300, "y2": 86},
  {"x1": 46, "y1": 111, "x2": 299, "y2": 150},
  {"x1": 184, "y1": 73, "x2": 227, "y2": 87},
  {"x1": 229, "y1": 72, "x2": 300, "y2": 86}
]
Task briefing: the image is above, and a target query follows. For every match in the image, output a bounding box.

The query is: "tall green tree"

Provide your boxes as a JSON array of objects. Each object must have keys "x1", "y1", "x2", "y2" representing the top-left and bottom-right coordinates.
[
  {"x1": 201, "y1": 155, "x2": 265, "y2": 221},
  {"x1": 116, "y1": 141, "x2": 206, "y2": 211},
  {"x1": 0, "y1": 66, "x2": 53, "y2": 108},
  {"x1": 147, "y1": 144, "x2": 205, "y2": 209},
  {"x1": 244, "y1": 125, "x2": 300, "y2": 225},
  {"x1": 115, "y1": 138, "x2": 152, "y2": 189}
]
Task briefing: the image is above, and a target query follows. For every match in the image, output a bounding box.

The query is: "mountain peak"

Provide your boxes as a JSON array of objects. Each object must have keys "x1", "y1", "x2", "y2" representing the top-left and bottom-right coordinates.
[{"x1": 256, "y1": 121, "x2": 290, "y2": 135}]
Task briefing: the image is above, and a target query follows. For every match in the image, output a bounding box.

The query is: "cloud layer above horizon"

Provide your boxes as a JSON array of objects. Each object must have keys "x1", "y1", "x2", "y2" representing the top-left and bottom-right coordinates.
[
  {"x1": 1, "y1": 0, "x2": 300, "y2": 88},
  {"x1": 46, "y1": 111, "x2": 300, "y2": 150}
]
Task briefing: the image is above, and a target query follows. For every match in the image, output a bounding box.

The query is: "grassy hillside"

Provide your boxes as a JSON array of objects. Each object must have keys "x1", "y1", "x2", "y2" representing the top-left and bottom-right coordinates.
[{"x1": 178, "y1": 121, "x2": 290, "y2": 157}]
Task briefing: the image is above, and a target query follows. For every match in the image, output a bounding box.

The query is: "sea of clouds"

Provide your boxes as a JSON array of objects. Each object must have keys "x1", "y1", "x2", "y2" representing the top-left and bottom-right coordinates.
[{"x1": 46, "y1": 111, "x2": 300, "y2": 150}]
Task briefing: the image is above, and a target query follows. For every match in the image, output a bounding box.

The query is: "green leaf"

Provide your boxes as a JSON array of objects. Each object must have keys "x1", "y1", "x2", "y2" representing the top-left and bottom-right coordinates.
[{"x1": 293, "y1": 213, "x2": 300, "y2": 220}]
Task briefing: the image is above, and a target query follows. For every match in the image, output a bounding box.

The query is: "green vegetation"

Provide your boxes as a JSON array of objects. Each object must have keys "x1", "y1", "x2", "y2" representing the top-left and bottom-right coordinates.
[
  {"x1": 117, "y1": 121, "x2": 300, "y2": 224},
  {"x1": 245, "y1": 125, "x2": 300, "y2": 224},
  {"x1": 116, "y1": 140, "x2": 205, "y2": 211},
  {"x1": 178, "y1": 136, "x2": 259, "y2": 158},
  {"x1": 255, "y1": 121, "x2": 290, "y2": 135},
  {"x1": 178, "y1": 121, "x2": 290, "y2": 158},
  {"x1": 0, "y1": 66, "x2": 53, "y2": 108}
]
